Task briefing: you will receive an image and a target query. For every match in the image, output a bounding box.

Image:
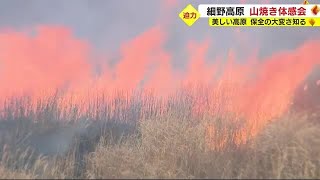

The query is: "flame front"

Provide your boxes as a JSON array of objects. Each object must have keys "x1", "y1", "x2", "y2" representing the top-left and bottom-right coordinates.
[{"x1": 0, "y1": 25, "x2": 319, "y2": 149}]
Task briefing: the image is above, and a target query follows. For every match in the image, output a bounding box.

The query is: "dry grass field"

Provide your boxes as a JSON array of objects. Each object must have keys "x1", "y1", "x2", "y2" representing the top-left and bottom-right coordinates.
[
  {"x1": 1, "y1": 2, "x2": 320, "y2": 178},
  {"x1": 0, "y1": 89, "x2": 319, "y2": 179}
]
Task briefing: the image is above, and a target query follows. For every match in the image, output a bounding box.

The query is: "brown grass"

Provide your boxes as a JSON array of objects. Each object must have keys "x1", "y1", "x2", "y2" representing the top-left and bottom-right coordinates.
[
  {"x1": 0, "y1": 93, "x2": 319, "y2": 179},
  {"x1": 0, "y1": 165, "x2": 34, "y2": 179}
]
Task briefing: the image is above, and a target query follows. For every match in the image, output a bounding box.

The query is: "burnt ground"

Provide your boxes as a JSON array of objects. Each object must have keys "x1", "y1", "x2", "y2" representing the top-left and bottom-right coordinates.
[{"x1": 0, "y1": 118, "x2": 140, "y2": 177}]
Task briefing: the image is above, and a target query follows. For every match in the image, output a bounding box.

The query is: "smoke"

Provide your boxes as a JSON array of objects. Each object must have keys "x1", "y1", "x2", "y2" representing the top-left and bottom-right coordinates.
[{"x1": 0, "y1": 0, "x2": 320, "y2": 146}]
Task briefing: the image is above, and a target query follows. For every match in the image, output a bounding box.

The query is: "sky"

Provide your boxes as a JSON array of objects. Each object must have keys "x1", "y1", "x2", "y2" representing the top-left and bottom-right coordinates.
[{"x1": 1, "y1": 0, "x2": 319, "y2": 66}]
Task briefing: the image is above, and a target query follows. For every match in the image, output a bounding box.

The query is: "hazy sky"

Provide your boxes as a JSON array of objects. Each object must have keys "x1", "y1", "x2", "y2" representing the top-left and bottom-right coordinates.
[{"x1": 0, "y1": 0, "x2": 319, "y2": 66}]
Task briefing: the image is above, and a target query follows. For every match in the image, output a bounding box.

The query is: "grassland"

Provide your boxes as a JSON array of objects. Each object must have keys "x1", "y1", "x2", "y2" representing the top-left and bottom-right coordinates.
[{"x1": 0, "y1": 89, "x2": 319, "y2": 179}]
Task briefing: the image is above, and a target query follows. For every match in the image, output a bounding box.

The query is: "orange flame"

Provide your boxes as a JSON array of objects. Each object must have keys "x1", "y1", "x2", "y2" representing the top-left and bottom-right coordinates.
[{"x1": 0, "y1": 25, "x2": 319, "y2": 149}]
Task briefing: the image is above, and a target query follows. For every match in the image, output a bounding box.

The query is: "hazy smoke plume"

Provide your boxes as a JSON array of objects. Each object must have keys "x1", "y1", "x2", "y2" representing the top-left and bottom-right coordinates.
[{"x1": 0, "y1": 0, "x2": 319, "y2": 151}]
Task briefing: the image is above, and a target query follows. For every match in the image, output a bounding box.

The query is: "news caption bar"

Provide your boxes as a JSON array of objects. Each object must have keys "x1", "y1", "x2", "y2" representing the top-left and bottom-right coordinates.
[{"x1": 178, "y1": 0, "x2": 320, "y2": 27}]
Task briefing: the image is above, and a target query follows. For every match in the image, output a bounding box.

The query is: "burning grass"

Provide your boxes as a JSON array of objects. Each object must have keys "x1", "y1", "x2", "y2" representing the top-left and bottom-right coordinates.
[
  {"x1": 0, "y1": 89, "x2": 319, "y2": 179},
  {"x1": 1, "y1": 11, "x2": 320, "y2": 179}
]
